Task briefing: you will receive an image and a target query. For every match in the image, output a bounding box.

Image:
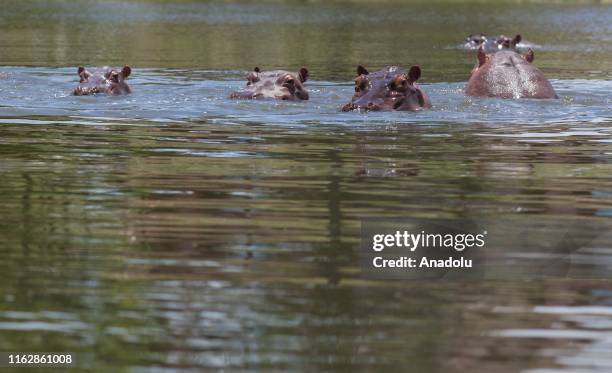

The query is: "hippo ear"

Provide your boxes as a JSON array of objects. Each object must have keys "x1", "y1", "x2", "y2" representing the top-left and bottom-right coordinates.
[
  {"x1": 299, "y1": 67, "x2": 309, "y2": 83},
  {"x1": 408, "y1": 65, "x2": 421, "y2": 83},
  {"x1": 477, "y1": 46, "x2": 487, "y2": 67},
  {"x1": 121, "y1": 65, "x2": 132, "y2": 79},
  {"x1": 512, "y1": 34, "x2": 522, "y2": 47},
  {"x1": 357, "y1": 65, "x2": 369, "y2": 76},
  {"x1": 78, "y1": 66, "x2": 90, "y2": 83},
  {"x1": 247, "y1": 67, "x2": 260, "y2": 85},
  {"x1": 525, "y1": 49, "x2": 535, "y2": 63}
]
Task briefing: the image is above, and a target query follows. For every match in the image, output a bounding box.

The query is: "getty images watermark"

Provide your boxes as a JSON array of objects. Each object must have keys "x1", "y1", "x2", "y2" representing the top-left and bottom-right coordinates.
[
  {"x1": 360, "y1": 219, "x2": 487, "y2": 280},
  {"x1": 371, "y1": 230, "x2": 487, "y2": 269},
  {"x1": 360, "y1": 217, "x2": 612, "y2": 280}
]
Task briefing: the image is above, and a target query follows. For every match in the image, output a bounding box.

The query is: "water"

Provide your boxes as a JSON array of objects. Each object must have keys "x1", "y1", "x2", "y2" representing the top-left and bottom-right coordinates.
[{"x1": 1, "y1": 1, "x2": 612, "y2": 371}]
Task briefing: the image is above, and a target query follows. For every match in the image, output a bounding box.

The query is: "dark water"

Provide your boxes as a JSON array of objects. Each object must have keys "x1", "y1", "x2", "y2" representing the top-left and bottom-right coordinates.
[{"x1": 1, "y1": 1, "x2": 612, "y2": 371}]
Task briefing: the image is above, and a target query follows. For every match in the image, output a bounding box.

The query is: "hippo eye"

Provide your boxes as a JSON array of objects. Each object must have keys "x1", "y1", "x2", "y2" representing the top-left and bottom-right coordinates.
[{"x1": 286, "y1": 78, "x2": 294, "y2": 85}]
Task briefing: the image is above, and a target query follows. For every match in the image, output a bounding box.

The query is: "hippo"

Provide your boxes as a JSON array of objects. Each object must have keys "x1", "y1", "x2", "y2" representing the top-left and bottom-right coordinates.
[
  {"x1": 230, "y1": 67, "x2": 309, "y2": 100},
  {"x1": 341, "y1": 65, "x2": 431, "y2": 112},
  {"x1": 464, "y1": 34, "x2": 525, "y2": 54},
  {"x1": 73, "y1": 65, "x2": 132, "y2": 96},
  {"x1": 466, "y1": 46, "x2": 557, "y2": 99},
  {"x1": 464, "y1": 33, "x2": 488, "y2": 49}
]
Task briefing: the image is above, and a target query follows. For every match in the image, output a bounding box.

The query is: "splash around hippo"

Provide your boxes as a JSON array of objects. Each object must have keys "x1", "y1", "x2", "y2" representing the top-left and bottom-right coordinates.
[
  {"x1": 466, "y1": 46, "x2": 557, "y2": 99},
  {"x1": 230, "y1": 67, "x2": 309, "y2": 100},
  {"x1": 73, "y1": 65, "x2": 132, "y2": 96},
  {"x1": 342, "y1": 65, "x2": 431, "y2": 112}
]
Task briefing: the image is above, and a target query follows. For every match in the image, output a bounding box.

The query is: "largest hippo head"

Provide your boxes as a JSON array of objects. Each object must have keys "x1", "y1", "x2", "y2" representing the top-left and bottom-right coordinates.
[
  {"x1": 342, "y1": 65, "x2": 432, "y2": 112},
  {"x1": 73, "y1": 65, "x2": 132, "y2": 96},
  {"x1": 230, "y1": 67, "x2": 309, "y2": 100},
  {"x1": 466, "y1": 46, "x2": 557, "y2": 99}
]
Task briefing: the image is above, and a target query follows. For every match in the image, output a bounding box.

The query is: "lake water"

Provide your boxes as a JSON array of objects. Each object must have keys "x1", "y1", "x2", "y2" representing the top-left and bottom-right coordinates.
[{"x1": 1, "y1": 1, "x2": 612, "y2": 371}]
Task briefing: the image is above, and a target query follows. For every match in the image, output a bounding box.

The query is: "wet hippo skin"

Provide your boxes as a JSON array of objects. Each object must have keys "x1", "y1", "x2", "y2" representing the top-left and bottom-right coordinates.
[
  {"x1": 342, "y1": 65, "x2": 432, "y2": 112},
  {"x1": 73, "y1": 66, "x2": 132, "y2": 96},
  {"x1": 466, "y1": 47, "x2": 557, "y2": 99},
  {"x1": 230, "y1": 67, "x2": 309, "y2": 100}
]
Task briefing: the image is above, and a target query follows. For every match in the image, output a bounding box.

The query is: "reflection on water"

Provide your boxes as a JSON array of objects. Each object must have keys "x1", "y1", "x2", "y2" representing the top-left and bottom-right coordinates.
[
  {"x1": 2, "y1": 104, "x2": 612, "y2": 370},
  {"x1": 1, "y1": 0, "x2": 612, "y2": 371}
]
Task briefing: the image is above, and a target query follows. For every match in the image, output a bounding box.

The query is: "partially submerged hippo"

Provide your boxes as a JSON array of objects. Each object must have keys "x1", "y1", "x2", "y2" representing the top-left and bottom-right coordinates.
[
  {"x1": 466, "y1": 47, "x2": 557, "y2": 99},
  {"x1": 464, "y1": 34, "x2": 525, "y2": 54},
  {"x1": 230, "y1": 67, "x2": 309, "y2": 100},
  {"x1": 73, "y1": 65, "x2": 132, "y2": 96},
  {"x1": 342, "y1": 65, "x2": 431, "y2": 111}
]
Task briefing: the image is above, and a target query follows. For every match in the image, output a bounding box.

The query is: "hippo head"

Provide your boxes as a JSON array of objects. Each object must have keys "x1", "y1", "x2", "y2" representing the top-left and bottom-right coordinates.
[
  {"x1": 466, "y1": 46, "x2": 557, "y2": 99},
  {"x1": 464, "y1": 34, "x2": 523, "y2": 54},
  {"x1": 494, "y1": 34, "x2": 522, "y2": 51},
  {"x1": 231, "y1": 67, "x2": 309, "y2": 101},
  {"x1": 74, "y1": 65, "x2": 132, "y2": 96},
  {"x1": 342, "y1": 65, "x2": 431, "y2": 111},
  {"x1": 275, "y1": 68, "x2": 309, "y2": 100},
  {"x1": 104, "y1": 66, "x2": 131, "y2": 83},
  {"x1": 464, "y1": 33, "x2": 487, "y2": 48}
]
